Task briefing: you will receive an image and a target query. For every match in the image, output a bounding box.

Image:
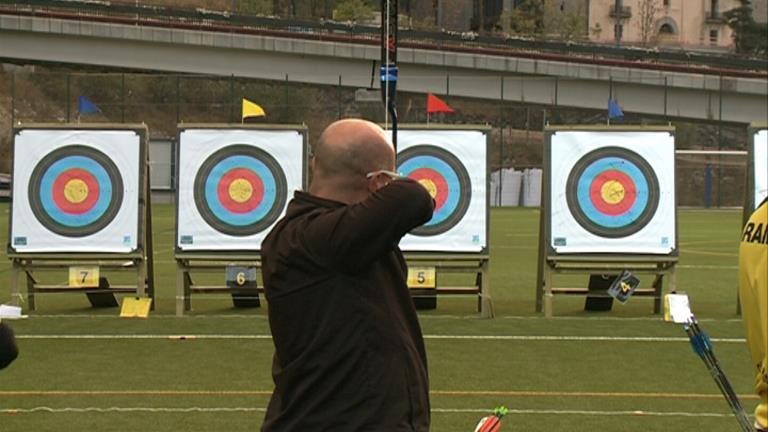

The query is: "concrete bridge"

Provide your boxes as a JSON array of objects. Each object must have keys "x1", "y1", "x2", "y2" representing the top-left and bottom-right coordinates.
[{"x1": 0, "y1": 10, "x2": 765, "y2": 124}]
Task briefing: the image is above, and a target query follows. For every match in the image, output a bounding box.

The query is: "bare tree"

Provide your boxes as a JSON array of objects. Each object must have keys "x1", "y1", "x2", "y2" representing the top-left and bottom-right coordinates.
[{"x1": 637, "y1": 0, "x2": 660, "y2": 46}]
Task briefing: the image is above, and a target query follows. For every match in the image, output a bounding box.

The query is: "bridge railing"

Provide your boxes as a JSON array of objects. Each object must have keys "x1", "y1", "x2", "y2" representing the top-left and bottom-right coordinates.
[{"x1": 0, "y1": 0, "x2": 765, "y2": 74}]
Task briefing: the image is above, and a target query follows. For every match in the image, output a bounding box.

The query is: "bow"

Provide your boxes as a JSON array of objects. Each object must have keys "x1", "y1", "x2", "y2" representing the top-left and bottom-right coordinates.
[{"x1": 380, "y1": 0, "x2": 399, "y2": 150}]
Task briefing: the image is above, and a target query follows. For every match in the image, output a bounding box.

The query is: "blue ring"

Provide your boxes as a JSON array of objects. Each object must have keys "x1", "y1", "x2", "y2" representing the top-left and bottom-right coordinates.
[
  {"x1": 399, "y1": 155, "x2": 460, "y2": 226},
  {"x1": 565, "y1": 146, "x2": 661, "y2": 239},
  {"x1": 204, "y1": 155, "x2": 277, "y2": 227},
  {"x1": 575, "y1": 157, "x2": 649, "y2": 228},
  {"x1": 38, "y1": 156, "x2": 112, "y2": 227}
]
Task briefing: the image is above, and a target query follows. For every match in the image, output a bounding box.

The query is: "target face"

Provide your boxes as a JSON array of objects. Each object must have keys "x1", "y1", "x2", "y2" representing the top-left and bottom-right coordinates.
[
  {"x1": 566, "y1": 147, "x2": 659, "y2": 238},
  {"x1": 389, "y1": 129, "x2": 487, "y2": 253},
  {"x1": 193, "y1": 145, "x2": 287, "y2": 236},
  {"x1": 27, "y1": 145, "x2": 123, "y2": 237},
  {"x1": 11, "y1": 129, "x2": 142, "y2": 253},
  {"x1": 398, "y1": 145, "x2": 471, "y2": 236},
  {"x1": 548, "y1": 130, "x2": 676, "y2": 255},
  {"x1": 176, "y1": 128, "x2": 305, "y2": 251}
]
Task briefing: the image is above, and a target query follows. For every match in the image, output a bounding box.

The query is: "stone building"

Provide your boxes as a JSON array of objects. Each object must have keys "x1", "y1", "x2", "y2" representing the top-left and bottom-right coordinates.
[{"x1": 588, "y1": 0, "x2": 740, "y2": 49}]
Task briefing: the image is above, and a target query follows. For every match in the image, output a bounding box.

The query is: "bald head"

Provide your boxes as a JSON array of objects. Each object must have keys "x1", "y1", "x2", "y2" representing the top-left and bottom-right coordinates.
[
  {"x1": 309, "y1": 119, "x2": 396, "y2": 203},
  {"x1": 313, "y1": 119, "x2": 394, "y2": 178}
]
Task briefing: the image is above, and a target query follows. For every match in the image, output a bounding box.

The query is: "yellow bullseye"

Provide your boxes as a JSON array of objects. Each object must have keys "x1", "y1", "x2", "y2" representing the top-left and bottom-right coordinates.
[
  {"x1": 63, "y1": 179, "x2": 89, "y2": 204},
  {"x1": 601, "y1": 180, "x2": 626, "y2": 204},
  {"x1": 418, "y1": 179, "x2": 438, "y2": 198},
  {"x1": 229, "y1": 179, "x2": 253, "y2": 203}
]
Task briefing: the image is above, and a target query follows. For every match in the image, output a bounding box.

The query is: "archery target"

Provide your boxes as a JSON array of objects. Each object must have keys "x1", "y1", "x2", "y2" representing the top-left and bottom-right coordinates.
[
  {"x1": 753, "y1": 129, "x2": 767, "y2": 209},
  {"x1": 193, "y1": 145, "x2": 286, "y2": 236},
  {"x1": 390, "y1": 130, "x2": 487, "y2": 252},
  {"x1": 398, "y1": 145, "x2": 471, "y2": 236},
  {"x1": 176, "y1": 129, "x2": 304, "y2": 251},
  {"x1": 565, "y1": 146, "x2": 660, "y2": 238},
  {"x1": 549, "y1": 130, "x2": 676, "y2": 255},
  {"x1": 11, "y1": 129, "x2": 142, "y2": 253}
]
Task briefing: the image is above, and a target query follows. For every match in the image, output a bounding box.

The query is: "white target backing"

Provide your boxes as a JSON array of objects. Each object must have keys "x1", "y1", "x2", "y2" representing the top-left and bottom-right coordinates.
[
  {"x1": 11, "y1": 129, "x2": 142, "y2": 253},
  {"x1": 176, "y1": 128, "x2": 305, "y2": 251},
  {"x1": 753, "y1": 129, "x2": 767, "y2": 208},
  {"x1": 547, "y1": 130, "x2": 676, "y2": 255},
  {"x1": 389, "y1": 129, "x2": 488, "y2": 253}
]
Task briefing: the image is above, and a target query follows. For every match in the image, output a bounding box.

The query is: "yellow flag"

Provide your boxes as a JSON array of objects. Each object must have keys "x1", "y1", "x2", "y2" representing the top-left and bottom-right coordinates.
[{"x1": 242, "y1": 98, "x2": 266, "y2": 119}]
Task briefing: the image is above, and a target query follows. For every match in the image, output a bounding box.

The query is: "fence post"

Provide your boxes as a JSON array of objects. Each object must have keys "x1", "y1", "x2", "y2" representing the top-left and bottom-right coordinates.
[
  {"x1": 66, "y1": 73, "x2": 71, "y2": 122},
  {"x1": 176, "y1": 75, "x2": 181, "y2": 124},
  {"x1": 337, "y1": 75, "x2": 342, "y2": 120},
  {"x1": 705, "y1": 164, "x2": 713, "y2": 208},
  {"x1": 121, "y1": 73, "x2": 126, "y2": 123},
  {"x1": 498, "y1": 76, "x2": 505, "y2": 206},
  {"x1": 10, "y1": 71, "x2": 15, "y2": 127},
  {"x1": 229, "y1": 74, "x2": 235, "y2": 123}
]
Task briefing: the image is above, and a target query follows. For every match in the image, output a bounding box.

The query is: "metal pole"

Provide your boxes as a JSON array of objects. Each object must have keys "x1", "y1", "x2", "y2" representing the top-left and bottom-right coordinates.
[
  {"x1": 10, "y1": 71, "x2": 15, "y2": 127},
  {"x1": 66, "y1": 73, "x2": 71, "y2": 122},
  {"x1": 121, "y1": 73, "x2": 126, "y2": 123},
  {"x1": 499, "y1": 76, "x2": 505, "y2": 206},
  {"x1": 229, "y1": 75, "x2": 235, "y2": 123},
  {"x1": 337, "y1": 75, "x2": 342, "y2": 119},
  {"x1": 663, "y1": 75, "x2": 668, "y2": 118},
  {"x1": 285, "y1": 73, "x2": 290, "y2": 122},
  {"x1": 717, "y1": 74, "x2": 723, "y2": 208},
  {"x1": 176, "y1": 75, "x2": 181, "y2": 124},
  {"x1": 607, "y1": 76, "x2": 613, "y2": 124}
]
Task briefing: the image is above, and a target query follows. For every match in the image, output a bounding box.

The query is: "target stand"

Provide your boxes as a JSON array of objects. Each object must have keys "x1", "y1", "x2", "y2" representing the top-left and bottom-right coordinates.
[
  {"x1": 536, "y1": 126, "x2": 678, "y2": 317},
  {"x1": 404, "y1": 252, "x2": 492, "y2": 317},
  {"x1": 173, "y1": 124, "x2": 307, "y2": 315},
  {"x1": 7, "y1": 124, "x2": 155, "y2": 311},
  {"x1": 393, "y1": 125, "x2": 492, "y2": 317}
]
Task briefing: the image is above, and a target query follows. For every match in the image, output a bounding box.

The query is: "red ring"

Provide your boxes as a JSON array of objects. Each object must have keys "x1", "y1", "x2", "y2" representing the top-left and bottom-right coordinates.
[
  {"x1": 216, "y1": 168, "x2": 264, "y2": 214},
  {"x1": 409, "y1": 168, "x2": 449, "y2": 210},
  {"x1": 52, "y1": 168, "x2": 100, "y2": 214},
  {"x1": 589, "y1": 169, "x2": 637, "y2": 215}
]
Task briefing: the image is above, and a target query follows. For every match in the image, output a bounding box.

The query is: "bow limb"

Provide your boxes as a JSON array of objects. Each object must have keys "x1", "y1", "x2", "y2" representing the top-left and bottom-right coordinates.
[{"x1": 380, "y1": 0, "x2": 399, "y2": 151}]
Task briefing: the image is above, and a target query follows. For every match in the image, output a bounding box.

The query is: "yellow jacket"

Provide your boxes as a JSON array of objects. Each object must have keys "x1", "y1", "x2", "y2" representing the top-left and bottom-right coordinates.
[{"x1": 739, "y1": 198, "x2": 768, "y2": 430}]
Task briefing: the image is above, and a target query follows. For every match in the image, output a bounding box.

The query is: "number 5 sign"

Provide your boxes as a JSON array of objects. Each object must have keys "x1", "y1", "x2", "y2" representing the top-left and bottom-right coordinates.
[{"x1": 407, "y1": 267, "x2": 436, "y2": 289}]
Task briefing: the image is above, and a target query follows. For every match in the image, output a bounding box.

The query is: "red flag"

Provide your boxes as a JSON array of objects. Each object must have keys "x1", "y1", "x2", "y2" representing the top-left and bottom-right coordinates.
[{"x1": 427, "y1": 93, "x2": 454, "y2": 114}]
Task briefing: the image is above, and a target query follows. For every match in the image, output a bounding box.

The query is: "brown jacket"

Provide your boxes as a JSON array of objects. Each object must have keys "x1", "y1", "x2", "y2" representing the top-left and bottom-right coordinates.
[{"x1": 261, "y1": 179, "x2": 434, "y2": 431}]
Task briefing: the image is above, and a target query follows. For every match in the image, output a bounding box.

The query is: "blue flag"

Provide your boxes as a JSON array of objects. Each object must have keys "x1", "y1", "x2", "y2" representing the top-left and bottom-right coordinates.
[
  {"x1": 608, "y1": 98, "x2": 624, "y2": 119},
  {"x1": 78, "y1": 96, "x2": 101, "y2": 115}
]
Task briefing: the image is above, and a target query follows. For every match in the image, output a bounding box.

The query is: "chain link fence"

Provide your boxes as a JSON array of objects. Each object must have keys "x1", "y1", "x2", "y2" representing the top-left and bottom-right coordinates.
[{"x1": 0, "y1": 67, "x2": 752, "y2": 207}]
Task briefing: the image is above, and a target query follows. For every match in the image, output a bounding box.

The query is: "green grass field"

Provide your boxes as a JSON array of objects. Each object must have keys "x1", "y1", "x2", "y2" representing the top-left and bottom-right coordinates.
[{"x1": 0, "y1": 204, "x2": 760, "y2": 431}]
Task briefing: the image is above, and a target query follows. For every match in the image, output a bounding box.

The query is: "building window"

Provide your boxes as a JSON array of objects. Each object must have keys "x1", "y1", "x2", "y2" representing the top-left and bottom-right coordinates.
[
  {"x1": 663, "y1": 0, "x2": 670, "y2": 6},
  {"x1": 710, "y1": 29, "x2": 719, "y2": 44},
  {"x1": 659, "y1": 23, "x2": 675, "y2": 34},
  {"x1": 614, "y1": 23, "x2": 624, "y2": 40}
]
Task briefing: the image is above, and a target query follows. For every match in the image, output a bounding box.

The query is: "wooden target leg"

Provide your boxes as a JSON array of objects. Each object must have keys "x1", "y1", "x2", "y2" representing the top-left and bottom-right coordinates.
[
  {"x1": 136, "y1": 260, "x2": 147, "y2": 298},
  {"x1": 652, "y1": 272, "x2": 663, "y2": 315},
  {"x1": 543, "y1": 265, "x2": 554, "y2": 318},
  {"x1": 184, "y1": 272, "x2": 192, "y2": 312},
  {"x1": 175, "y1": 261, "x2": 184, "y2": 317},
  {"x1": 10, "y1": 260, "x2": 22, "y2": 308},
  {"x1": 479, "y1": 259, "x2": 494, "y2": 318},
  {"x1": 25, "y1": 270, "x2": 36, "y2": 312}
]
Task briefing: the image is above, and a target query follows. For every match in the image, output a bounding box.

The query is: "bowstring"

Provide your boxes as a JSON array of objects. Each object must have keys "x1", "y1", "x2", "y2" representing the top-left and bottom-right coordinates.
[{"x1": 384, "y1": 0, "x2": 390, "y2": 133}]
